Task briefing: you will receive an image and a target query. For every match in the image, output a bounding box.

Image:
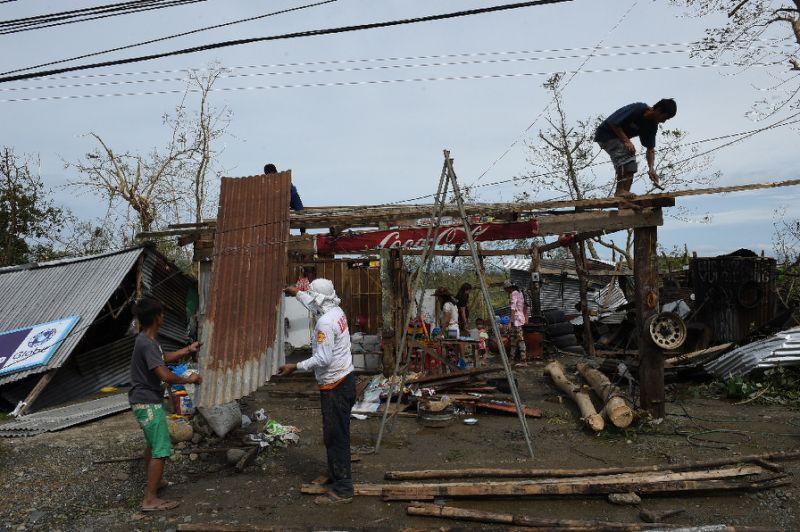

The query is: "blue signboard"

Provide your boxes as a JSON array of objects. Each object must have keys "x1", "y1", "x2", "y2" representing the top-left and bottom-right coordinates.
[{"x1": 0, "y1": 316, "x2": 80, "y2": 376}]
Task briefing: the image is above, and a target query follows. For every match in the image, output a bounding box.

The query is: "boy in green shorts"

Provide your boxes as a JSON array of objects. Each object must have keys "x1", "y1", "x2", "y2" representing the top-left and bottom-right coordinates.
[{"x1": 128, "y1": 297, "x2": 202, "y2": 512}]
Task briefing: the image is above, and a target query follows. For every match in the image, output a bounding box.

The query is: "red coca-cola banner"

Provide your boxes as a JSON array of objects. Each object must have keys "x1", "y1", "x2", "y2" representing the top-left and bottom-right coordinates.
[{"x1": 315, "y1": 219, "x2": 540, "y2": 254}]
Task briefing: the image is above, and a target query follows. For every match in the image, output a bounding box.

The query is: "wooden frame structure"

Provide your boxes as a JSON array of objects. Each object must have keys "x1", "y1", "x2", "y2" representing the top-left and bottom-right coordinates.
[{"x1": 138, "y1": 170, "x2": 800, "y2": 421}]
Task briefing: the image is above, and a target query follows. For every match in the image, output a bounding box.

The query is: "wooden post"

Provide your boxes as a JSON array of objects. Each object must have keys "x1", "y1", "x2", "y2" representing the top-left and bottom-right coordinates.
[
  {"x1": 569, "y1": 242, "x2": 596, "y2": 357},
  {"x1": 14, "y1": 370, "x2": 56, "y2": 416},
  {"x1": 528, "y1": 243, "x2": 541, "y2": 316},
  {"x1": 378, "y1": 222, "x2": 395, "y2": 332},
  {"x1": 634, "y1": 224, "x2": 664, "y2": 418}
]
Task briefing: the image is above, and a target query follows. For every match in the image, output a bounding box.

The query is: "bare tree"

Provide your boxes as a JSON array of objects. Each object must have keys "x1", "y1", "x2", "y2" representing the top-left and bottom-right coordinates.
[
  {"x1": 773, "y1": 206, "x2": 800, "y2": 311},
  {"x1": 522, "y1": 74, "x2": 719, "y2": 267},
  {"x1": 68, "y1": 65, "x2": 231, "y2": 246},
  {"x1": 674, "y1": 0, "x2": 800, "y2": 116}
]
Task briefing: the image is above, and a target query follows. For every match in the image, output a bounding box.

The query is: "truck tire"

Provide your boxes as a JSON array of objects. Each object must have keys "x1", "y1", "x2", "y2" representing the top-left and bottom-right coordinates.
[{"x1": 546, "y1": 322, "x2": 574, "y2": 337}]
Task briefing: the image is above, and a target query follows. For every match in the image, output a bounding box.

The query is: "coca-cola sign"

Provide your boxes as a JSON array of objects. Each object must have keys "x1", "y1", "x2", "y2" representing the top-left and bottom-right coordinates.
[{"x1": 316, "y1": 219, "x2": 539, "y2": 254}]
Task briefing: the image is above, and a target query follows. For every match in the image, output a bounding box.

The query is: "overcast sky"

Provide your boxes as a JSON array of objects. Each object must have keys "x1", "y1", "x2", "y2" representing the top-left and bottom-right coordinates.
[{"x1": 3, "y1": 0, "x2": 799, "y2": 257}]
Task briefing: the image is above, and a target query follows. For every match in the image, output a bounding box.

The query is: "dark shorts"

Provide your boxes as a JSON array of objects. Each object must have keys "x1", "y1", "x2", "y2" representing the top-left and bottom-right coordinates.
[{"x1": 598, "y1": 138, "x2": 637, "y2": 173}]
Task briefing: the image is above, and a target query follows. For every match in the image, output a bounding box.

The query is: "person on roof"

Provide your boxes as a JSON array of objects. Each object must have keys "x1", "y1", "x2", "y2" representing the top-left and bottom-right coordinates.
[
  {"x1": 264, "y1": 163, "x2": 304, "y2": 211},
  {"x1": 594, "y1": 99, "x2": 677, "y2": 198},
  {"x1": 277, "y1": 279, "x2": 355, "y2": 505},
  {"x1": 128, "y1": 297, "x2": 202, "y2": 512}
]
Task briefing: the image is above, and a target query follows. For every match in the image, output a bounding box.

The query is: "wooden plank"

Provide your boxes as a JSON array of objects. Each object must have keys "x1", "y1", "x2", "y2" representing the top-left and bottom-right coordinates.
[
  {"x1": 379, "y1": 465, "x2": 766, "y2": 500},
  {"x1": 407, "y1": 504, "x2": 675, "y2": 531},
  {"x1": 380, "y1": 448, "x2": 800, "y2": 481},
  {"x1": 634, "y1": 226, "x2": 664, "y2": 418},
  {"x1": 475, "y1": 401, "x2": 542, "y2": 418},
  {"x1": 664, "y1": 343, "x2": 733, "y2": 368},
  {"x1": 15, "y1": 370, "x2": 56, "y2": 416}
]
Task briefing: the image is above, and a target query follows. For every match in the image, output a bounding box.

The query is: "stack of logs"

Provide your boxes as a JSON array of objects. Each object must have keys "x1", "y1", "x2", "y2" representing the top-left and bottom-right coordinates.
[{"x1": 545, "y1": 360, "x2": 633, "y2": 432}]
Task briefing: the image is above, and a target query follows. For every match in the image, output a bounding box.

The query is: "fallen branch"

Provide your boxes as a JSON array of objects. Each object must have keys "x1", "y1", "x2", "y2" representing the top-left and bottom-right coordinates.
[
  {"x1": 545, "y1": 360, "x2": 604, "y2": 432},
  {"x1": 664, "y1": 343, "x2": 733, "y2": 369}
]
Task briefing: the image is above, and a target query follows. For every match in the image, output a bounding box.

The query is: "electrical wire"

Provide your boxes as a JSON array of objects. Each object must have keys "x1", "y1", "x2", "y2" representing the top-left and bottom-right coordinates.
[
  {"x1": 0, "y1": 61, "x2": 780, "y2": 103},
  {"x1": 0, "y1": 0, "x2": 339, "y2": 76},
  {"x1": 0, "y1": 0, "x2": 207, "y2": 35},
  {"x1": 1, "y1": 47, "x2": 699, "y2": 93},
  {"x1": 0, "y1": 0, "x2": 575, "y2": 83}
]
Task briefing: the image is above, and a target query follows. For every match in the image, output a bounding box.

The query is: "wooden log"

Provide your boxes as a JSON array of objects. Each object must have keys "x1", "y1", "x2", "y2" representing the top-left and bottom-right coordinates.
[
  {"x1": 407, "y1": 504, "x2": 676, "y2": 531},
  {"x1": 384, "y1": 448, "x2": 800, "y2": 479},
  {"x1": 544, "y1": 361, "x2": 604, "y2": 432},
  {"x1": 570, "y1": 242, "x2": 597, "y2": 357},
  {"x1": 379, "y1": 465, "x2": 767, "y2": 500},
  {"x1": 576, "y1": 362, "x2": 633, "y2": 428}
]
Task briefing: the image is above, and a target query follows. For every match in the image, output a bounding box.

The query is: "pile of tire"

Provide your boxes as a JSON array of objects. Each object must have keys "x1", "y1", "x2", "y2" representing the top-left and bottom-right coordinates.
[{"x1": 542, "y1": 309, "x2": 585, "y2": 355}]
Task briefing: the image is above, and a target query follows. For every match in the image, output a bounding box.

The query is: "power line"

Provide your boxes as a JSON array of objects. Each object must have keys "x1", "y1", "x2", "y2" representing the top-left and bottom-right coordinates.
[
  {"x1": 0, "y1": 61, "x2": 779, "y2": 103},
  {"x1": 2, "y1": 47, "x2": 699, "y2": 93},
  {"x1": 0, "y1": 0, "x2": 338, "y2": 76},
  {"x1": 0, "y1": 0, "x2": 207, "y2": 35},
  {"x1": 0, "y1": 0, "x2": 574, "y2": 84},
  {"x1": 13, "y1": 40, "x2": 702, "y2": 81}
]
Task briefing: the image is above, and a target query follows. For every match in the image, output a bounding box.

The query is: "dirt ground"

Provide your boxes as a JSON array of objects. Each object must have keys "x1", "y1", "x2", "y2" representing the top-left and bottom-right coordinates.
[{"x1": 2, "y1": 357, "x2": 800, "y2": 531}]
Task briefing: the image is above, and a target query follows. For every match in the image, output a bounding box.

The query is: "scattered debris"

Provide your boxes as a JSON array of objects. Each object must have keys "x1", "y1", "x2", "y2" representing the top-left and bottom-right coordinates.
[
  {"x1": 705, "y1": 328, "x2": 800, "y2": 378},
  {"x1": 608, "y1": 492, "x2": 642, "y2": 505}
]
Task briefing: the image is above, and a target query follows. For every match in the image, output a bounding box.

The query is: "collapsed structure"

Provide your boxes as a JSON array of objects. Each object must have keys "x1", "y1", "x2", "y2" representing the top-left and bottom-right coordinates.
[{"x1": 0, "y1": 246, "x2": 194, "y2": 435}]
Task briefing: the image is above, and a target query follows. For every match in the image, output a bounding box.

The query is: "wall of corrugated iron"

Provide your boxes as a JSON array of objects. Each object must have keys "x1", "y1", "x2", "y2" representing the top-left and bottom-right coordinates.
[
  {"x1": 287, "y1": 259, "x2": 382, "y2": 334},
  {"x1": 197, "y1": 172, "x2": 290, "y2": 407},
  {"x1": 691, "y1": 256, "x2": 777, "y2": 343}
]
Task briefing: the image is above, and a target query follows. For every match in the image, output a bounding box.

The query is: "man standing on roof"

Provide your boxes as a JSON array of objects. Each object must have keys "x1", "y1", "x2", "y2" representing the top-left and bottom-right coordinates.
[
  {"x1": 128, "y1": 297, "x2": 202, "y2": 512},
  {"x1": 594, "y1": 99, "x2": 677, "y2": 198},
  {"x1": 277, "y1": 279, "x2": 355, "y2": 505}
]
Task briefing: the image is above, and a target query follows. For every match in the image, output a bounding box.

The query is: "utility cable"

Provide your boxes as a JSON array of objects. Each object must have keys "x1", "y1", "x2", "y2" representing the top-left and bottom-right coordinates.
[
  {"x1": 1, "y1": 47, "x2": 697, "y2": 93},
  {"x1": 0, "y1": 1, "x2": 206, "y2": 35},
  {"x1": 0, "y1": 0, "x2": 574, "y2": 83},
  {"x1": 0, "y1": 61, "x2": 779, "y2": 103},
  {"x1": 0, "y1": 0, "x2": 338, "y2": 76},
  {"x1": 0, "y1": 41, "x2": 721, "y2": 81}
]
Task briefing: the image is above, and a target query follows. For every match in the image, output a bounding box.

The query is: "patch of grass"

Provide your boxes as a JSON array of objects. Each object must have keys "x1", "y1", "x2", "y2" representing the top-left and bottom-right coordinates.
[{"x1": 0, "y1": 411, "x2": 10, "y2": 422}]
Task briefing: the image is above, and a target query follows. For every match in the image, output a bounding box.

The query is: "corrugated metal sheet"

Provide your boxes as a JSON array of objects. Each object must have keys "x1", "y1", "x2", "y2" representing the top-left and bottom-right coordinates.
[
  {"x1": 197, "y1": 172, "x2": 290, "y2": 407},
  {"x1": 572, "y1": 281, "x2": 629, "y2": 325},
  {"x1": 0, "y1": 249, "x2": 143, "y2": 386},
  {"x1": 0, "y1": 393, "x2": 129, "y2": 437},
  {"x1": 705, "y1": 327, "x2": 800, "y2": 378}
]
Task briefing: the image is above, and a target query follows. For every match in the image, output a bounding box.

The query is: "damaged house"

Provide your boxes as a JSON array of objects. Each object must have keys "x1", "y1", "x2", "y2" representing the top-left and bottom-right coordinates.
[{"x1": 0, "y1": 245, "x2": 195, "y2": 433}]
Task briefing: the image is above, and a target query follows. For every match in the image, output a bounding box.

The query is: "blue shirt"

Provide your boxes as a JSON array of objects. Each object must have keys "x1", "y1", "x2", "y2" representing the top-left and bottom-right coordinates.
[
  {"x1": 595, "y1": 102, "x2": 658, "y2": 148},
  {"x1": 290, "y1": 184, "x2": 304, "y2": 211}
]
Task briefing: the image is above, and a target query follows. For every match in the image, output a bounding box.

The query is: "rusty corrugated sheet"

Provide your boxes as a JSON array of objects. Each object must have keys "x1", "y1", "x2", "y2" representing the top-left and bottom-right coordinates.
[{"x1": 197, "y1": 172, "x2": 290, "y2": 407}]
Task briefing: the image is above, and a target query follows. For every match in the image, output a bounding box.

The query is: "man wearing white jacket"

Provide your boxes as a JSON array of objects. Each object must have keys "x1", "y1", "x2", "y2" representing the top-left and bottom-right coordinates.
[{"x1": 278, "y1": 278, "x2": 355, "y2": 505}]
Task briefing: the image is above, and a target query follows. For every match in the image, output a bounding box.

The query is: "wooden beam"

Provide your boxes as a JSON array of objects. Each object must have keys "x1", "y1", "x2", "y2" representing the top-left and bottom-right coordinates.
[
  {"x1": 634, "y1": 225, "x2": 664, "y2": 418},
  {"x1": 14, "y1": 370, "x2": 56, "y2": 416}
]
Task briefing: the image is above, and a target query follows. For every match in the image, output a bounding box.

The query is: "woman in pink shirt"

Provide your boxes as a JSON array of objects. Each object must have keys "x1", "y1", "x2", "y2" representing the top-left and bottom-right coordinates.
[{"x1": 503, "y1": 280, "x2": 527, "y2": 367}]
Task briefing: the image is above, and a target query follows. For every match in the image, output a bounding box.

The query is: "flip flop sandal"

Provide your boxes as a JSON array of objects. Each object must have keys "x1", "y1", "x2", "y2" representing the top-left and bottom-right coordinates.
[
  {"x1": 141, "y1": 500, "x2": 179, "y2": 512},
  {"x1": 311, "y1": 474, "x2": 332, "y2": 485}
]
